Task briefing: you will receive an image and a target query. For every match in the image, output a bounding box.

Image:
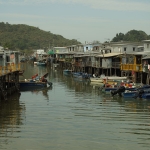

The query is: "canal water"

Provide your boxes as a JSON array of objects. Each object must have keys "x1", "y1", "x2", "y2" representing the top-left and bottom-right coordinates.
[{"x1": 0, "y1": 63, "x2": 150, "y2": 150}]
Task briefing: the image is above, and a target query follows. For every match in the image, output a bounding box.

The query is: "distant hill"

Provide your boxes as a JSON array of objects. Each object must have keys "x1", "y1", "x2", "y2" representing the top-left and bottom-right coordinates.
[
  {"x1": 111, "y1": 30, "x2": 150, "y2": 42},
  {"x1": 0, "y1": 22, "x2": 81, "y2": 50}
]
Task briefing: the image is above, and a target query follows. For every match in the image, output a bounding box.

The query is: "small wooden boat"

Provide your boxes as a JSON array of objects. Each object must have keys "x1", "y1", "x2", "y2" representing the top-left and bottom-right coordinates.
[
  {"x1": 90, "y1": 77, "x2": 103, "y2": 83},
  {"x1": 72, "y1": 72, "x2": 91, "y2": 79},
  {"x1": 90, "y1": 75, "x2": 127, "y2": 84},
  {"x1": 19, "y1": 80, "x2": 52, "y2": 91},
  {"x1": 101, "y1": 76, "x2": 127, "y2": 80},
  {"x1": 34, "y1": 60, "x2": 46, "y2": 66},
  {"x1": 99, "y1": 80, "x2": 136, "y2": 94},
  {"x1": 104, "y1": 87, "x2": 136, "y2": 94},
  {"x1": 63, "y1": 69, "x2": 72, "y2": 76},
  {"x1": 110, "y1": 85, "x2": 150, "y2": 99},
  {"x1": 37, "y1": 60, "x2": 46, "y2": 66},
  {"x1": 19, "y1": 72, "x2": 52, "y2": 91},
  {"x1": 123, "y1": 91, "x2": 150, "y2": 99}
]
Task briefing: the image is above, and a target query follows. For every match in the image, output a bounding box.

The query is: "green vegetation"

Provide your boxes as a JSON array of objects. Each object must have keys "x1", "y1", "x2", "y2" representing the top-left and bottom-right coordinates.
[
  {"x1": 111, "y1": 30, "x2": 150, "y2": 42},
  {"x1": 0, "y1": 22, "x2": 81, "y2": 50},
  {"x1": 0, "y1": 22, "x2": 150, "y2": 51}
]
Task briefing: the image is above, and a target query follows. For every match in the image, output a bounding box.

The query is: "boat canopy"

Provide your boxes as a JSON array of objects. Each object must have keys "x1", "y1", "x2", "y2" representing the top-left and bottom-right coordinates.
[{"x1": 48, "y1": 50, "x2": 55, "y2": 55}]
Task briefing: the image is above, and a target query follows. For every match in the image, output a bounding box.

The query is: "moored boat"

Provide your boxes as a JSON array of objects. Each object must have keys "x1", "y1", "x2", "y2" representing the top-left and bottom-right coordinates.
[
  {"x1": 19, "y1": 72, "x2": 52, "y2": 91},
  {"x1": 72, "y1": 72, "x2": 91, "y2": 79},
  {"x1": 110, "y1": 85, "x2": 150, "y2": 99},
  {"x1": 90, "y1": 77, "x2": 103, "y2": 83},
  {"x1": 63, "y1": 69, "x2": 72, "y2": 76},
  {"x1": 36, "y1": 60, "x2": 46, "y2": 66}
]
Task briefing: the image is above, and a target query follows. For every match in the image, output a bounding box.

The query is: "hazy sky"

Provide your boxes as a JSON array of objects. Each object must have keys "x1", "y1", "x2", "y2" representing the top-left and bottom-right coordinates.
[{"x1": 0, "y1": 0, "x2": 150, "y2": 44}]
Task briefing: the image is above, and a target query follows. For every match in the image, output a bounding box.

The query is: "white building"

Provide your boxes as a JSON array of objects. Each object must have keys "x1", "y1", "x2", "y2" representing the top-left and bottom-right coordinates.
[
  {"x1": 143, "y1": 40, "x2": 150, "y2": 52},
  {"x1": 36, "y1": 49, "x2": 47, "y2": 55},
  {"x1": 110, "y1": 42, "x2": 143, "y2": 54}
]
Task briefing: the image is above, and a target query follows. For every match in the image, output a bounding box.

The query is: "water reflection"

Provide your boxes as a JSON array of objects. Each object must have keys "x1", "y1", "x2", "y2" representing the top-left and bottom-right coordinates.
[
  {"x1": 0, "y1": 94, "x2": 25, "y2": 146},
  {"x1": 1, "y1": 63, "x2": 150, "y2": 150},
  {"x1": 21, "y1": 86, "x2": 53, "y2": 100}
]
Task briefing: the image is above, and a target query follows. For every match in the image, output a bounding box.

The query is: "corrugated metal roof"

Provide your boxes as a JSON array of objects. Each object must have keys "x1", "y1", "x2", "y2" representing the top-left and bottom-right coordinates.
[
  {"x1": 125, "y1": 51, "x2": 148, "y2": 55},
  {"x1": 96, "y1": 53, "x2": 123, "y2": 58}
]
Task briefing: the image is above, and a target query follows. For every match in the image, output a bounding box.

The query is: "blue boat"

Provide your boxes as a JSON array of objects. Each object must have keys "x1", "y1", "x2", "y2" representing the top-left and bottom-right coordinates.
[
  {"x1": 104, "y1": 87, "x2": 136, "y2": 94},
  {"x1": 63, "y1": 69, "x2": 72, "y2": 76},
  {"x1": 103, "y1": 85, "x2": 150, "y2": 94},
  {"x1": 19, "y1": 72, "x2": 52, "y2": 91},
  {"x1": 19, "y1": 80, "x2": 52, "y2": 90},
  {"x1": 36, "y1": 60, "x2": 46, "y2": 66},
  {"x1": 142, "y1": 93, "x2": 150, "y2": 99},
  {"x1": 113, "y1": 85, "x2": 150, "y2": 99},
  {"x1": 72, "y1": 72, "x2": 91, "y2": 79},
  {"x1": 122, "y1": 91, "x2": 137, "y2": 98}
]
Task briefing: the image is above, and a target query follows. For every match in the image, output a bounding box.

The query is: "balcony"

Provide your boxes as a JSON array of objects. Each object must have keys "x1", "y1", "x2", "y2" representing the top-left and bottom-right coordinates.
[
  {"x1": 86, "y1": 61, "x2": 92, "y2": 67},
  {"x1": 121, "y1": 64, "x2": 142, "y2": 72},
  {"x1": 112, "y1": 62, "x2": 120, "y2": 68},
  {"x1": 95, "y1": 62, "x2": 101, "y2": 68},
  {"x1": 65, "y1": 58, "x2": 73, "y2": 63},
  {"x1": 58, "y1": 58, "x2": 65, "y2": 62}
]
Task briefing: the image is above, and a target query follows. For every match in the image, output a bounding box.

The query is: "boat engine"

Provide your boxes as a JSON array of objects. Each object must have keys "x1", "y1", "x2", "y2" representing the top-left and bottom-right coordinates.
[
  {"x1": 111, "y1": 86, "x2": 125, "y2": 97},
  {"x1": 47, "y1": 81, "x2": 53, "y2": 86},
  {"x1": 133, "y1": 88, "x2": 144, "y2": 99}
]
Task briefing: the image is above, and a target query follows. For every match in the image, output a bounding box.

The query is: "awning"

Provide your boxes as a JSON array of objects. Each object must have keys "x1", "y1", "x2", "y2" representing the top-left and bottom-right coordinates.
[
  {"x1": 47, "y1": 50, "x2": 55, "y2": 55},
  {"x1": 142, "y1": 55, "x2": 150, "y2": 59},
  {"x1": 95, "y1": 53, "x2": 123, "y2": 58}
]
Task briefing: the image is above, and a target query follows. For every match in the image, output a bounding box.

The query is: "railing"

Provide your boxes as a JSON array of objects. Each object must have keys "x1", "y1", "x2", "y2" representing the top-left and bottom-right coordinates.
[
  {"x1": 0, "y1": 63, "x2": 21, "y2": 75},
  {"x1": 58, "y1": 58, "x2": 65, "y2": 62},
  {"x1": 95, "y1": 61, "x2": 101, "y2": 68},
  {"x1": 91, "y1": 61, "x2": 96, "y2": 67},
  {"x1": 73, "y1": 62, "x2": 86, "y2": 67},
  {"x1": 112, "y1": 62, "x2": 120, "y2": 68},
  {"x1": 121, "y1": 64, "x2": 142, "y2": 72},
  {"x1": 65, "y1": 58, "x2": 73, "y2": 63},
  {"x1": 86, "y1": 61, "x2": 92, "y2": 66}
]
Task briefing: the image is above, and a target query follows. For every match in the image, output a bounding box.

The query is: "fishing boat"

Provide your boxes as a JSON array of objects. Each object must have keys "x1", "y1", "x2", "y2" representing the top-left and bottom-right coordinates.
[
  {"x1": 101, "y1": 76, "x2": 127, "y2": 80},
  {"x1": 72, "y1": 72, "x2": 91, "y2": 79},
  {"x1": 63, "y1": 69, "x2": 72, "y2": 76},
  {"x1": 123, "y1": 85, "x2": 150, "y2": 99},
  {"x1": 90, "y1": 74, "x2": 127, "y2": 84},
  {"x1": 122, "y1": 91, "x2": 150, "y2": 99},
  {"x1": 110, "y1": 85, "x2": 150, "y2": 99},
  {"x1": 99, "y1": 80, "x2": 136, "y2": 94},
  {"x1": 36, "y1": 60, "x2": 46, "y2": 66},
  {"x1": 19, "y1": 72, "x2": 52, "y2": 91},
  {"x1": 90, "y1": 77, "x2": 103, "y2": 83}
]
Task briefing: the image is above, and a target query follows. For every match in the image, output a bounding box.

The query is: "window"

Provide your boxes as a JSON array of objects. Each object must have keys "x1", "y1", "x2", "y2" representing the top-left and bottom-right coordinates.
[
  {"x1": 133, "y1": 47, "x2": 135, "y2": 51},
  {"x1": 124, "y1": 47, "x2": 126, "y2": 51},
  {"x1": 147, "y1": 44, "x2": 149, "y2": 48}
]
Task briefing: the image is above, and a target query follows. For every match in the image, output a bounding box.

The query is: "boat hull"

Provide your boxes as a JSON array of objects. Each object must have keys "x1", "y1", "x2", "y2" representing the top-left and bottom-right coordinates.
[
  {"x1": 19, "y1": 81, "x2": 48, "y2": 91},
  {"x1": 63, "y1": 70, "x2": 72, "y2": 76},
  {"x1": 37, "y1": 62, "x2": 46, "y2": 66},
  {"x1": 90, "y1": 78, "x2": 103, "y2": 83}
]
